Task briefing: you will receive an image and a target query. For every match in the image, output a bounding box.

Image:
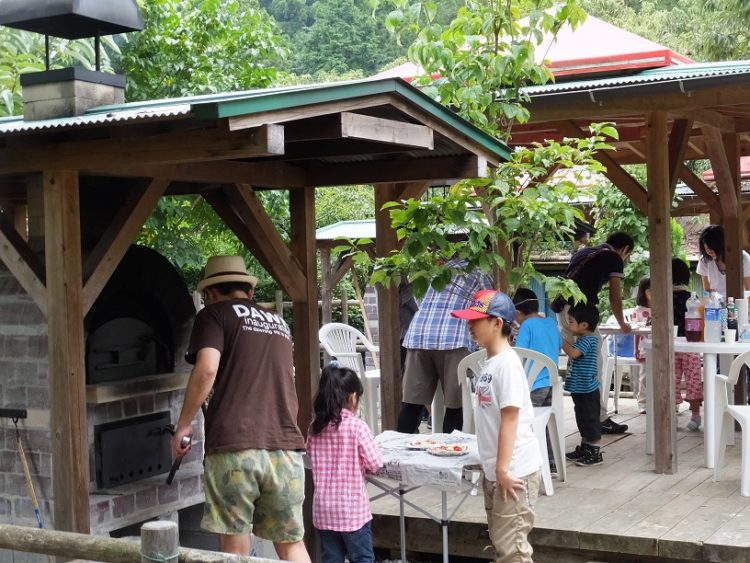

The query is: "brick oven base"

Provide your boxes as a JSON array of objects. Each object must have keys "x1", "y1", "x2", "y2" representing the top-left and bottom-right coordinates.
[{"x1": 89, "y1": 464, "x2": 204, "y2": 534}]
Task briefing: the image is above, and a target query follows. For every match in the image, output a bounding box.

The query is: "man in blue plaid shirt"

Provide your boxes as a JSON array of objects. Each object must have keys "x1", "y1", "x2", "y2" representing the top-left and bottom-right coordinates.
[{"x1": 397, "y1": 263, "x2": 493, "y2": 433}]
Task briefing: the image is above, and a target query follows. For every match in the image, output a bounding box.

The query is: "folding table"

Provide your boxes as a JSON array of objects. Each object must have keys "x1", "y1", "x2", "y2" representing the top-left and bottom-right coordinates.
[{"x1": 368, "y1": 431, "x2": 481, "y2": 563}]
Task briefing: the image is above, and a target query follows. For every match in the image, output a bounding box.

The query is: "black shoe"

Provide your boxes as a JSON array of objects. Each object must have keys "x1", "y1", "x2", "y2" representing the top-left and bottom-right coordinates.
[
  {"x1": 601, "y1": 417, "x2": 628, "y2": 434},
  {"x1": 575, "y1": 445, "x2": 603, "y2": 466},
  {"x1": 549, "y1": 461, "x2": 558, "y2": 476},
  {"x1": 565, "y1": 445, "x2": 586, "y2": 461}
]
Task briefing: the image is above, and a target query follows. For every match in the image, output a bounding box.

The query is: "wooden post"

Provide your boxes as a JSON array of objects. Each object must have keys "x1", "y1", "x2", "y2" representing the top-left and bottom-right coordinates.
[
  {"x1": 720, "y1": 132, "x2": 743, "y2": 301},
  {"x1": 44, "y1": 170, "x2": 90, "y2": 531},
  {"x1": 647, "y1": 112, "x2": 677, "y2": 474},
  {"x1": 289, "y1": 186, "x2": 319, "y2": 557},
  {"x1": 140, "y1": 521, "x2": 179, "y2": 563},
  {"x1": 320, "y1": 247, "x2": 333, "y2": 325},
  {"x1": 341, "y1": 286, "x2": 349, "y2": 323},
  {"x1": 14, "y1": 204, "x2": 27, "y2": 240},
  {"x1": 374, "y1": 183, "x2": 401, "y2": 430},
  {"x1": 275, "y1": 289, "x2": 284, "y2": 316}
]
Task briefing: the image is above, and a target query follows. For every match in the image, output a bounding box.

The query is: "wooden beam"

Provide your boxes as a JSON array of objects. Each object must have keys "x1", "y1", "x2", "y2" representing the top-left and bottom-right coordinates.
[
  {"x1": 386, "y1": 95, "x2": 502, "y2": 166},
  {"x1": 527, "y1": 82, "x2": 750, "y2": 122},
  {"x1": 667, "y1": 118, "x2": 693, "y2": 199},
  {"x1": 43, "y1": 170, "x2": 90, "y2": 532},
  {"x1": 227, "y1": 93, "x2": 395, "y2": 131},
  {"x1": 202, "y1": 189, "x2": 279, "y2": 278},
  {"x1": 395, "y1": 181, "x2": 430, "y2": 201},
  {"x1": 340, "y1": 112, "x2": 433, "y2": 149},
  {"x1": 0, "y1": 125, "x2": 285, "y2": 174},
  {"x1": 225, "y1": 184, "x2": 306, "y2": 301},
  {"x1": 556, "y1": 120, "x2": 648, "y2": 214},
  {"x1": 0, "y1": 212, "x2": 46, "y2": 315},
  {"x1": 647, "y1": 111, "x2": 677, "y2": 475},
  {"x1": 82, "y1": 178, "x2": 170, "y2": 315},
  {"x1": 671, "y1": 109, "x2": 734, "y2": 132},
  {"x1": 94, "y1": 160, "x2": 306, "y2": 188},
  {"x1": 703, "y1": 126, "x2": 740, "y2": 217},
  {"x1": 307, "y1": 155, "x2": 487, "y2": 187},
  {"x1": 374, "y1": 183, "x2": 402, "y2": 431},
  {"x1": 678, "y1": 164, "x2": 722, "y2": 217},
  {"x1": 320, "y1": 247, "x2": 333, "y2": 326},
  {"x1": 330, "y1": 255, "x2": 354, "y2": 288}
]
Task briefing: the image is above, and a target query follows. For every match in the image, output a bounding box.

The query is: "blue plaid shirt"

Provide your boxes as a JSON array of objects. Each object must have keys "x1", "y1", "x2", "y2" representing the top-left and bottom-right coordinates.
[{"x1": 402, "y1": 266, "x2": 494, "y2": 351}]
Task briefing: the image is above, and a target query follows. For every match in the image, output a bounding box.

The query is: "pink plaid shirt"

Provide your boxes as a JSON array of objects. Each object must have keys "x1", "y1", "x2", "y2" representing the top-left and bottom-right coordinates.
[{"x1": 307, "y1": 409, "x2": 383, "y2": 531}]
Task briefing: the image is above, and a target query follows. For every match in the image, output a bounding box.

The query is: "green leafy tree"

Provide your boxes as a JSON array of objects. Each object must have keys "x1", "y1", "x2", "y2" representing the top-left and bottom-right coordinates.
[
  {"x1": 290, "y1": 0, "x2": 406, "y2": 75},
  {"x1": 119, "y1": 0, "x2": 287, "y2": 101},
  {"x1": 341, "y1": 0, "x2": 607, "y2": 305}
]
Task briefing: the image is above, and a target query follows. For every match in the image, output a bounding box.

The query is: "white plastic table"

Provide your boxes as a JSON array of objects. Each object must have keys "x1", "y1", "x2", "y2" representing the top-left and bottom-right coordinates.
[
  {"x1": 368, "y1": 431, "x2": 481, "y2": 563},
  {"x1": 644, "y1": 337, "x2": 750, "y2": 468},
  {"x1": 596, "y1": 324, "x2": 651, "y2": 413}
]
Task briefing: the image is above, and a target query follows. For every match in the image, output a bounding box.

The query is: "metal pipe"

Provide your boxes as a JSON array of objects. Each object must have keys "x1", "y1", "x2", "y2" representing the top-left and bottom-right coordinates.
[{"x1": 95, "y1": 35, "x2": 101, "y2": 71}]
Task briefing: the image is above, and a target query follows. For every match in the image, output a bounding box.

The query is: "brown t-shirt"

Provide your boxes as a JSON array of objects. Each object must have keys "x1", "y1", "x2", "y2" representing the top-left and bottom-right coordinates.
[{"x1": 186, "y1": 299, "x2": 304, "y2": 454}]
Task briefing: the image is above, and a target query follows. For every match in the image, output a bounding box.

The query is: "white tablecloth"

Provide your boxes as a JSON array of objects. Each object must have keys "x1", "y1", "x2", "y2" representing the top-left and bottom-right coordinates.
[{"x1": 372, "y1": 430, "x2": 480, "y2": 490}]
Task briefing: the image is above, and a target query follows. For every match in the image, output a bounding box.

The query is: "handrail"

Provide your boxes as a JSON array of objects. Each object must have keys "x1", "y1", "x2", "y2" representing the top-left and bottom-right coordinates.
[{"x1": 0, "y1": 523, "x2": 282, "y2": 563}]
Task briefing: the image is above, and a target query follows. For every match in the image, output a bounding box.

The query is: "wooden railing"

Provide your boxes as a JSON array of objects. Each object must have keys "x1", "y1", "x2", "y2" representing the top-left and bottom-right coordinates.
[{"x1": 0, "y1": 522, "x2": 282, "y2": 563}]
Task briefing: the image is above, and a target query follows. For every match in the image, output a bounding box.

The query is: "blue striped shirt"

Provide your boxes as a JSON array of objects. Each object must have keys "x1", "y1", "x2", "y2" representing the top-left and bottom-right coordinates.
[
  {"x1": 563, "y1": 334, "x2": 599, "y2": 394},
  {"x1": 402, "y1": 265, "x2": 493, "y2": 351}
]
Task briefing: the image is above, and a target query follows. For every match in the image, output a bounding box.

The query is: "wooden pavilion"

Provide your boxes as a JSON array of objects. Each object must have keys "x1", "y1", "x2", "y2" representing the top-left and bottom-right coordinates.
[
  {"x1": 514, "y1": 59, "x2": 750, "y2": 474},
  {"x1": 0, "y1": 77, "x2": 508, "y2": 533}
]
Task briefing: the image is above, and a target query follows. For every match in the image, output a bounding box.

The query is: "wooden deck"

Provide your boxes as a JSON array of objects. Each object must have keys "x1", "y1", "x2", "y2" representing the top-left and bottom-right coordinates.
[{"x1": 371, "y1": 397, "x2": 750, "y2": 562}]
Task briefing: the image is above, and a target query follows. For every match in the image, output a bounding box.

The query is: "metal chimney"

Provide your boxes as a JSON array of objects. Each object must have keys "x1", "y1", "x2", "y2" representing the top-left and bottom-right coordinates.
[{"x1": 0, "y1": 0, "x2": 144, "y2": 120}]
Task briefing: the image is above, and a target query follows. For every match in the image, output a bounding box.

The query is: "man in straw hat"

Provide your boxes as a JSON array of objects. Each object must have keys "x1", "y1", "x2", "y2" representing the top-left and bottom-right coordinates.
[{"x1": 172, "y1": 256, "x2": 310, "y2": 561}]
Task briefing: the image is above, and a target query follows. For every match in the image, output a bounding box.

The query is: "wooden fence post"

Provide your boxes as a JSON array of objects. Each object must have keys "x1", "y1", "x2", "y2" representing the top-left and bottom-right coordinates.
[{"x1": 141, "y1": 521, "x2": 179, "y2": 563}]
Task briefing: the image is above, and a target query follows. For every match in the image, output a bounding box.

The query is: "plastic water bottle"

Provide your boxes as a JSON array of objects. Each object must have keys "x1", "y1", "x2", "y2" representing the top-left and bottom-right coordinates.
[
  {"x1": 685, "y1": 292, "x2": 702, "y2": 342},
  {"x1": 704, "y1": 291, "x2": 722, "y2": 343},
  {"x1": 720, "y1": 295, "x2": 728, "y2": 331},
  {"x1": 728, "y1": 297, "x2": 738, "y2": 331}
]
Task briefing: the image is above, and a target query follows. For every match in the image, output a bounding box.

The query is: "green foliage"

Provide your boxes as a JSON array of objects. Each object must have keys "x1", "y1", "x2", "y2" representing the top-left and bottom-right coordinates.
[
  {"x1": 581, "y1": 0, "x2": 750, "y2": 61},
  {"x1": 374, "y1": 0, "x2": 588, "y2": 139},
  {"x1": 0, "y1": 28, "x2": 117, "y2": 116},
  {"x1": 120, "y1": 0, "x2": 287, "y2": 101},
  {"x1": 288, "y1": 0, "x2": 406, "y2": 75},
  {"x1": 316, "y1": 186, "x2": 374, "y2": 228},
  {"x1": 337, "y1": 0, "x2": 605, "y2": 304}
]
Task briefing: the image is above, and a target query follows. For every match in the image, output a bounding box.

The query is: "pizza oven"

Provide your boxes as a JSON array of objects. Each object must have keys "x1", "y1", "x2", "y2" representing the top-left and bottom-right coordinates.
[{"x1": 85, "y1": 245, "x2": 196, "y2": 488}]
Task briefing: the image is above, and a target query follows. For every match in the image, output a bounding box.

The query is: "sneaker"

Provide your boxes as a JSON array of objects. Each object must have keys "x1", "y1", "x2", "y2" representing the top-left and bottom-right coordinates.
[
  {"x1": 601, "y1": 417, "x2": 628, "y2": 434},
  {"x1": 426, "y1": 416, "x2": 432, "y2": 430},
  {"x1": 566, "y1": 445, "x2": 586, "y2": 461},
  {"x1": 575, "y1": 448, "x2": 604, "y2": 466},
  {"x1": 638, "y1": 407, "x2": 647, "y2": 414},
  {"x1": 686, "y1": 415, "x2": 701, "y2": 431}
]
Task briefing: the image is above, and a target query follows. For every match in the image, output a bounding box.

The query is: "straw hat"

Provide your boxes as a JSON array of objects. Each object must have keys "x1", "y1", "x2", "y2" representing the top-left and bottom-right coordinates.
[{"x1": 197, "y1": 256, "x2": 258, "y2": 292}]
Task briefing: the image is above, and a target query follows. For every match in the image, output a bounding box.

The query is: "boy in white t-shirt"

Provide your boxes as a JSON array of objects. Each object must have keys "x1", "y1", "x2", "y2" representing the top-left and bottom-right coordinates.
[{"x1": 452, "y1": 289, "x2": 542, "y2": 563}]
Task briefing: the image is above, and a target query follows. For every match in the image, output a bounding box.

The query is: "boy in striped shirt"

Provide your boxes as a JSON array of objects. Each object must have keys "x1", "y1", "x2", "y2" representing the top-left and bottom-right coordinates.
[{"x1": 562, "y1": 304, "x2": 604, "y2": 466}]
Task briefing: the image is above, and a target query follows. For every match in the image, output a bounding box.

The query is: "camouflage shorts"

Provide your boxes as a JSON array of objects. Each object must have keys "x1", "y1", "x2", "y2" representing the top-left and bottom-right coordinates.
[{"x1": 201, "y1": 449, "x2": 305, "y2": 542}]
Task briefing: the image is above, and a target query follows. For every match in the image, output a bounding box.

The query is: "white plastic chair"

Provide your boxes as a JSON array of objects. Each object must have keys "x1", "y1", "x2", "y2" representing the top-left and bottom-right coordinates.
[
  {"x1": 601, "y1": 310, "x2": 641, "y2": 414},
  {"x1": 456, "y1": 350, "x2": 487, "y2": 434},
  {"x1": 515, "y1": 346, "x2": 567, "y2": 496},
  {"x1": 713, "y1": 349, "x2": 750, "y2": 496},
  {"x1": 319, "y1": 323, "x2": 380, "y2": 433}
]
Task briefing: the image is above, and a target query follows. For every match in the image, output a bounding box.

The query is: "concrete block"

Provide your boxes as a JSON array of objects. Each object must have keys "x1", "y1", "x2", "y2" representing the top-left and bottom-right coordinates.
[
  {"x1": 136, "y1": 488, "x2": 157, "y2": 511},
  {"x1": 179, "y1": 475, "x2": 200, "y2": 499},
  {"x1": 157, "y1": 483, "x2": 179, "y2": 505}
]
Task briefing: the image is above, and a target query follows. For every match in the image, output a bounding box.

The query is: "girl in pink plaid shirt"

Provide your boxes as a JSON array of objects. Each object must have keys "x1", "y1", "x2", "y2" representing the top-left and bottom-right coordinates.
[{"x1": 307, "y1": 363, "x2": 383, "y2": 563}]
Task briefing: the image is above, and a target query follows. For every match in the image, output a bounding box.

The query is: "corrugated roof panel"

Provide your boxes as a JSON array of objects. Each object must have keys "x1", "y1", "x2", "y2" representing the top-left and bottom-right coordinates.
[
  {"x1": 522, "y1": 60, "x2": 750, "y2": 95},
  {"x1": 0, "y1": 104, "x2": 190, "y2": 133}
]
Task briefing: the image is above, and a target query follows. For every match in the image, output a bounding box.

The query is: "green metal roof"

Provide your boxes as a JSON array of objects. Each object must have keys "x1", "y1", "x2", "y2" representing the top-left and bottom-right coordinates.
[
  {"x1": 0, "y1": 77, "x2": 509, "y2": 161},
  {"x1": 92, "y1": 78, "x2": 510, "y2": 161},
  {"x1": 522, "y1": 60, "x2": 750, "y2": 95}
]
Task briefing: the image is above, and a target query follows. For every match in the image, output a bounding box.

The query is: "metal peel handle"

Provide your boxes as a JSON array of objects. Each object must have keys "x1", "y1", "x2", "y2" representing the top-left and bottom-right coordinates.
[{"x1": 166, "y1": 436, "x2": 190, "y2": 485}]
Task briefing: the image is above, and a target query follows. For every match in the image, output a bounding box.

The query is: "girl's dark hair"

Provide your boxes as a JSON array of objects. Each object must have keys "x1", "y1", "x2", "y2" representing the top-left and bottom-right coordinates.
[
  {"x1": 636, "y1": 276, "x2": 651, "y2": 307},
  {"x1": 310, "y1": 364, "x2": 364, "y2": 435},
  {"x1": 699, "y1": 225, "x2": 725, "y2": 262},
  {"x1": 671, "y1": 258, "x2": 691, "y2": 286}
]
